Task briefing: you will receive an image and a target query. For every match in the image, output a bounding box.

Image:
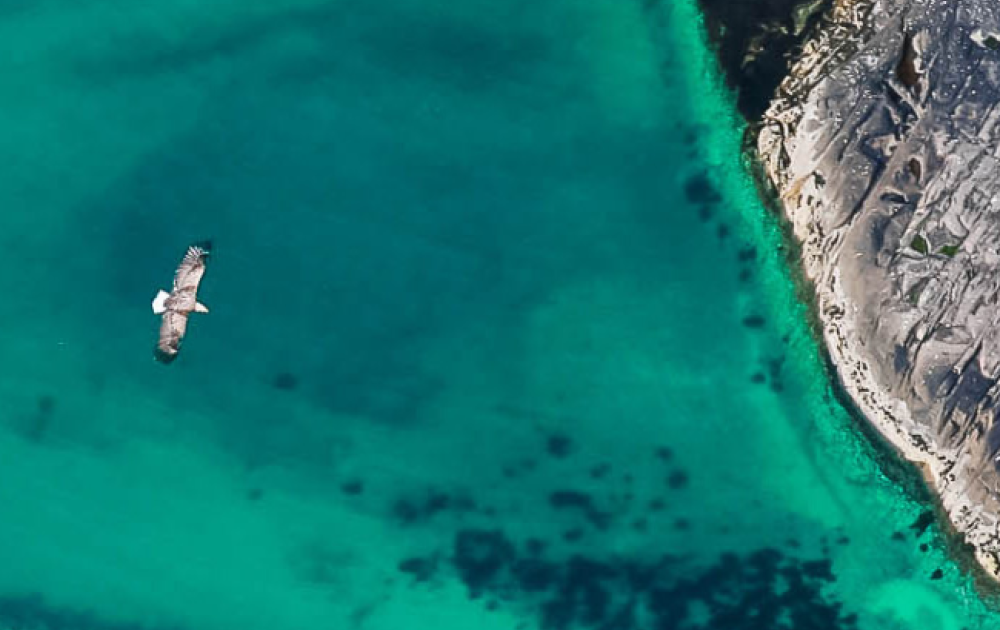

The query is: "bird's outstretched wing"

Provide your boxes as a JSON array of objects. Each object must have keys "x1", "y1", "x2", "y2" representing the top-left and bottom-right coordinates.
[
  {"x1": 171, "y1": 241, "x2": 211, "y2": 311},
  {"x1": 173, "y1": 242, "x2": 210, "y2": 291}
]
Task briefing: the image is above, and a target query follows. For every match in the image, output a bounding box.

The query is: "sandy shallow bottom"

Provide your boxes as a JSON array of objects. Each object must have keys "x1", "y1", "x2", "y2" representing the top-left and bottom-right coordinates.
[{"x1": 0, "y1": 0, "x2": 997, "y2": 629}]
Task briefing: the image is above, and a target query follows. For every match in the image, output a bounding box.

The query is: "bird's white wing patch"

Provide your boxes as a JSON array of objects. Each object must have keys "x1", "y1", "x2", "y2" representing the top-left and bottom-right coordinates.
[{"x1": 152, "y1": 289, "x2": 170, "y2": 314}]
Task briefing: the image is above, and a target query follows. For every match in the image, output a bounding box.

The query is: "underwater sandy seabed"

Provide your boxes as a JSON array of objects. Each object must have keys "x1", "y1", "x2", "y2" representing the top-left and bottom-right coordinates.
[{"x1": 0, "y1": 0, "x2": 996, "y2": 628}]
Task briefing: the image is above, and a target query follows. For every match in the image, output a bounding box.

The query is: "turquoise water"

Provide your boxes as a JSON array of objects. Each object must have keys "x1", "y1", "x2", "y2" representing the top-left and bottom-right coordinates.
[{"x1": 0, "y1": 0, "x2": 998, "y2": 628}]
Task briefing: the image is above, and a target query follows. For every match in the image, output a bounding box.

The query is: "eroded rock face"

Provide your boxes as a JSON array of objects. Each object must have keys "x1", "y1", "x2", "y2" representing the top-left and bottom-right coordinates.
[{"x1": 759, "y1": 0, "x2": 1000, "y2": 575}]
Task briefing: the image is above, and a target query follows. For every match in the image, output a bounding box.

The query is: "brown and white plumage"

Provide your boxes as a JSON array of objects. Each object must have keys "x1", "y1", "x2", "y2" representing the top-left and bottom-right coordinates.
[{"x1": 152, "y1": 241, "x2": 212, "y2": 363}]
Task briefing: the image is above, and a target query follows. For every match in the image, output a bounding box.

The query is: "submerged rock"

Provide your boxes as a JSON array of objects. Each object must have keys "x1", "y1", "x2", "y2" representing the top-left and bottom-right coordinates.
[
  {"x1": 697, "y1": 0, "x2": 832, "y2": 119},
  {"x1": 758, "y1": 0, "x2": 1000, "y2": 577}
]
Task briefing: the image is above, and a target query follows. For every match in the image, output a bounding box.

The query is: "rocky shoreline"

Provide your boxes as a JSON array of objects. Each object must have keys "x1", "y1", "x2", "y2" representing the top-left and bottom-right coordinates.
[
  {"x1": 752, "y1": 0, "x2": 1000, "y2": 579},
  {"x1": 696, "y1": 0, "x2": 832, "y2": 120}
]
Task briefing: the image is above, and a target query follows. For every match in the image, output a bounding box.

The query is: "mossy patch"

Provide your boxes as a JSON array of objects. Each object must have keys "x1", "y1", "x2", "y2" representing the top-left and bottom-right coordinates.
[
  {"x1": 939, "y1": 244, "x2": 959, "y2": 257},
  {"x1": 911, "y1": 235, "x2": 928, "y2": 254}
]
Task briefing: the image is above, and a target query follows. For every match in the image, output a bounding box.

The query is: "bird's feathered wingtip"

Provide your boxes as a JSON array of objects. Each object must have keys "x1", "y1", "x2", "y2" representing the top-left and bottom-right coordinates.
[{"x1": 191, "y1": 239, "x2": 213, "y2": 255}]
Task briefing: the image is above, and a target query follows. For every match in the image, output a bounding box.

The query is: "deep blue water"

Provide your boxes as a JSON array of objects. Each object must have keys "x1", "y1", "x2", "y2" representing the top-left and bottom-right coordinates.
[{"x1": 0, "y1": 0, "x2": 996, "y2": 628}]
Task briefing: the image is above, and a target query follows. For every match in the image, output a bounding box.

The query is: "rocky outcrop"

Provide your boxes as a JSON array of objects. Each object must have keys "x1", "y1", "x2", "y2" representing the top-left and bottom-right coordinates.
[{"x1": 759, "y1": 0, "x2": 1000, "y2": 576}]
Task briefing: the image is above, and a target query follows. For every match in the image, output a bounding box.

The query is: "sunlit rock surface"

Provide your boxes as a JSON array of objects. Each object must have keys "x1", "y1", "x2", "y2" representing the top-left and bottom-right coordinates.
[{"x1": 760, "y1": 0, "x2": 1000, "y2": 577}]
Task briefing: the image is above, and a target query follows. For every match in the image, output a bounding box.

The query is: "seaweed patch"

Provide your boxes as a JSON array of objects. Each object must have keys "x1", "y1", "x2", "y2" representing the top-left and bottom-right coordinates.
[
  {"x1": 272, "y1": 372, "x2": 299, "y2": 391},
  {"x1": 398, "y1": 529, "x2": 857, "y2": 630},
  {"x1": 684, "y1": 172, "x2": 723, "y2": 205},
  {"x1": 546, "y1": 433, "x2": 575, "y2": 459},
  {"x1": 666, "y1": 470, "x2": 690, "y2": 489}
]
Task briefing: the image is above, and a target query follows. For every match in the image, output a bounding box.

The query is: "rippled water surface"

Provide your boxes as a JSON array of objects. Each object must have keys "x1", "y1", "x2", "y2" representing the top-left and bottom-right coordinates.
[{"x1": 0, "y1": 0, "x2": 998, "y2": 628}]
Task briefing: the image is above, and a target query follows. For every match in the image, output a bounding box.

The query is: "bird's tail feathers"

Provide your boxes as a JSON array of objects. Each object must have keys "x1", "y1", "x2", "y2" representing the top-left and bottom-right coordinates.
[{"x1": 152, "y1": 290, "x2": 170, "y2": 314}]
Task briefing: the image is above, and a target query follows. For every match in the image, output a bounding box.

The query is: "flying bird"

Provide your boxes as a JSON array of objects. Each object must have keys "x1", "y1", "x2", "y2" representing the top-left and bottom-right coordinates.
[{"x1": 152, "y1": 241, "x2": 212, "y2": 363}]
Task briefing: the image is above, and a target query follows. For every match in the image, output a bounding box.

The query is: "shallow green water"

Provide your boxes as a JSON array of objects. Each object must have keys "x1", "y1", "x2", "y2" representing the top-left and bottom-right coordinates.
[{"x1": 0, "y1": 0, "x2": 997, "y2": 628}]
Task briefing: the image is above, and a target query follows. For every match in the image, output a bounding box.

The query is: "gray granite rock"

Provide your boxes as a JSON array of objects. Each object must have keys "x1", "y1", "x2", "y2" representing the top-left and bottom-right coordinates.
[{"x1": 759, "y1": 0, "x2": 1000, "y2": 575}]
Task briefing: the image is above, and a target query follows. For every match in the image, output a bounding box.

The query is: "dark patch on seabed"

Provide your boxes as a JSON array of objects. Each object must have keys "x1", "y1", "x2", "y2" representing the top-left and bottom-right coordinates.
[
  {"x1": 695, "y1": 0, "x2": 832, "y2": 120},
  {"x1": 0, "y1": 594, "x2": 172, "y2": 630},
  {"x1": 399, "y1": 528, "x2": 855, "y2": 630},
  {"x1": 385, "y1": 442, "x2": 861, "y2": 629}
]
